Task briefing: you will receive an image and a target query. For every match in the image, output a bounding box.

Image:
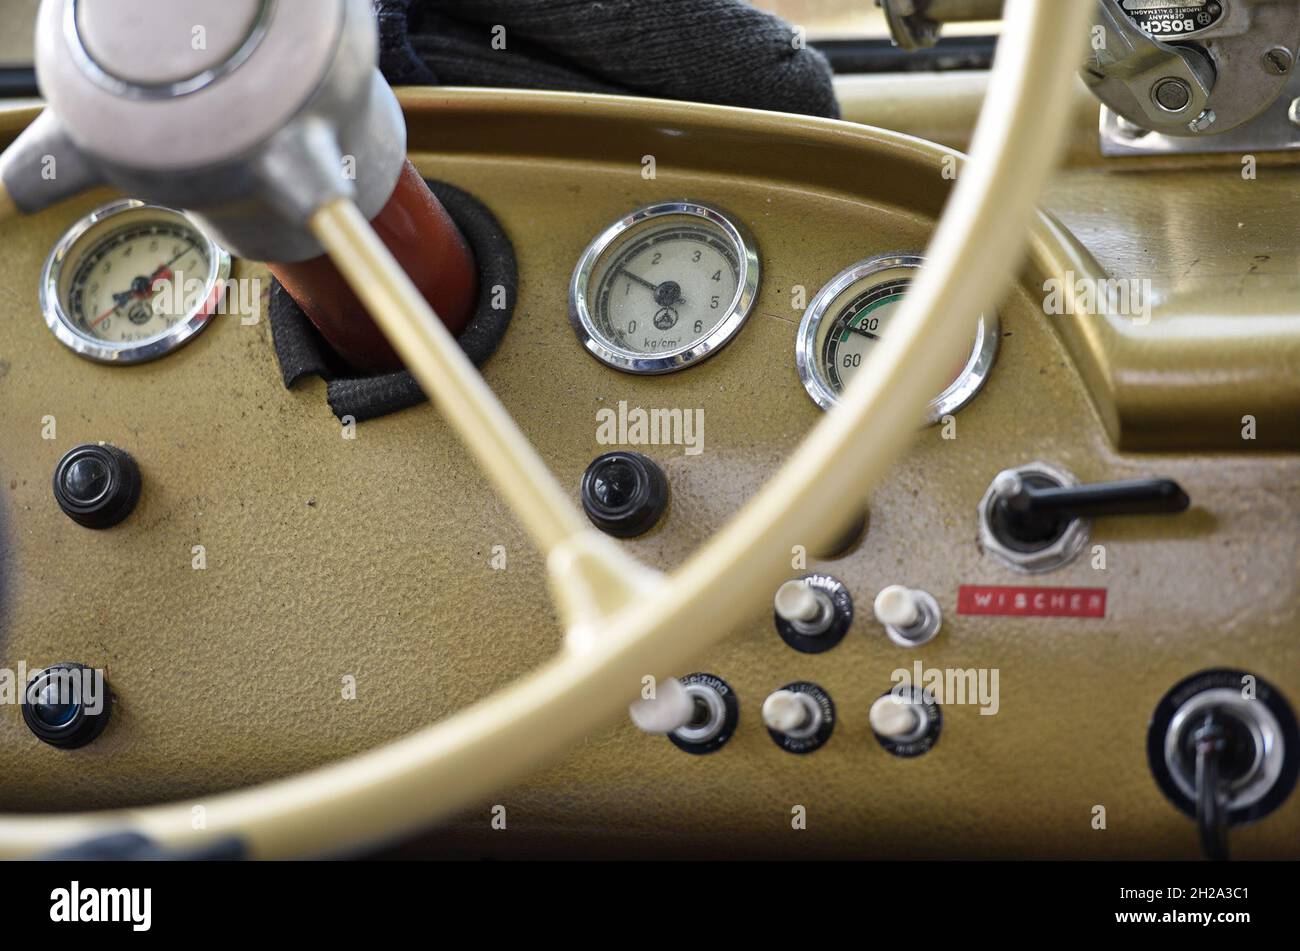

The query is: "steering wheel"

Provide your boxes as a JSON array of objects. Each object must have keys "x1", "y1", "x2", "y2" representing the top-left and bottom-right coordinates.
[{"x1": 0, "y1": 0, "x2": 1093, "y2": 858}]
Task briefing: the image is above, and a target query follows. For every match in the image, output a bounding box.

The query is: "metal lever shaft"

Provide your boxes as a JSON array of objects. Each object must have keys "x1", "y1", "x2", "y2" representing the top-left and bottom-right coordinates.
[{"x1": 1194, "y1": 712, "x2": 1231, "y2": 862}]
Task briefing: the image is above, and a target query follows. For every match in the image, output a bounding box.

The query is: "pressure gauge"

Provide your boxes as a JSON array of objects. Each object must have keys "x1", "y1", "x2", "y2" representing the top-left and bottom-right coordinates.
[
  {"x1": 41, "y1": 199, "x2": 231, "y2": 364},
  {"x1": 796, "y1": 254, "x2": 998, "y2": 423},
  {"x1": 569, "y1": 202, "x2": 760, "y2": 374}
]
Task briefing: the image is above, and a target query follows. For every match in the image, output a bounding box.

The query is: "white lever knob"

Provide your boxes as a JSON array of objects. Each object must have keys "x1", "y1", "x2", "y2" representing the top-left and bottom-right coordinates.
[
  {"x1": 762, "y1": 690, "x2": 811, "y2": 733},
  {"x1": 628, "y1": 677, "x2": 696, "y2": 735},
  {"x1": 774, "y1": 580, "x2": 822, "y2": 623},
  {"x1": 869, "y1": 694, "x2": 922, "y2": 739},
  {"x1": 992, "y1": 469, "x2": 1024, "y2": 501},
  {"x1": 874, "y1": 585, "x2": 921, "y2": 629}
]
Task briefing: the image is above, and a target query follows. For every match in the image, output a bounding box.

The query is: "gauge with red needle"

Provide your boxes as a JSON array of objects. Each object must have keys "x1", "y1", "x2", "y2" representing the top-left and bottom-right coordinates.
[{"x1": 41, "y1": 200, "x2": 232, "y2": 365}]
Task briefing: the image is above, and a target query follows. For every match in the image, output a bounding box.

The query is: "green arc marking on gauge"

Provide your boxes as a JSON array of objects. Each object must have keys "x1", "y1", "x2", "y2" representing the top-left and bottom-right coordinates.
[{"x1": 838, "y1": 292, "x2": 905, "y2": 343}]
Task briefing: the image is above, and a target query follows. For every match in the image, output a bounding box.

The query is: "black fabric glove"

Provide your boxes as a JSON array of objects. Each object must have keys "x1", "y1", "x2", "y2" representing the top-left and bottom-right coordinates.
[{"x1": 375, "y1": 0, "x2": 840, "y2": 119}]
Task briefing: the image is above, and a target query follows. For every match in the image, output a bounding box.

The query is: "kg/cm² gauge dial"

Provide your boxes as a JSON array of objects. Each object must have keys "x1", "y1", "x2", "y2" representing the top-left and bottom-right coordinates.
[
  {"x1": 41, "y1": 199, "x2": 231, "y2": 364},
  {"x1": 796, "y1": 254, "x2": 999, "y2": 424},
  {"x1": 569, "y1": 202, "x2": 760, "y2": 374}
]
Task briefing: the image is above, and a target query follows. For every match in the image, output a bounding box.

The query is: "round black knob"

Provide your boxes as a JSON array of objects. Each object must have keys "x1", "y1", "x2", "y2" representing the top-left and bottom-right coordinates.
[
  {"x1": 580, "y1": 451, "x2": 669, "y2": 538},
  {"x1": 22, "y1": 663, "x2": 113, "y2": 749},
  {"x1": 53, "y1": 444, "x2": 141, "y2": 529}
]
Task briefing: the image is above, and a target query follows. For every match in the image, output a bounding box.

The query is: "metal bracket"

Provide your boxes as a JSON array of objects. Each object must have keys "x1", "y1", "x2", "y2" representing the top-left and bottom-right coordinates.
[{"x1": 1100, "y1": 67, "x2": 1300, "y2": 155}]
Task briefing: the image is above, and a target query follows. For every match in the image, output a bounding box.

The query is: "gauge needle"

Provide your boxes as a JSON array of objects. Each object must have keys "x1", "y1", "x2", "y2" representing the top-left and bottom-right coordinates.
[
  {"x1": 148, "y1": 265, "x2": 175, "y2": 290},
  {"x1": 618, "y1": 268, "x2": 686, "y2": 306},
  {"x1": 89, "y1": 258, "x2": 184, "y2": 330},
  {"x1": 618, "y1": 269, "x2": 658, "y2": 292},
  {"x1": 90, "y1": 291, "x2": 133, "y2": 329},
  {"x1": 846, "y1": 325, "x2": 880, "y2": 341}
]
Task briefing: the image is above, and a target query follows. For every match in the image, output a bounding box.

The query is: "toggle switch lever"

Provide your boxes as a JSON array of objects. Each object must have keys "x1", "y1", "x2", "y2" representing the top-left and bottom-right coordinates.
[
  {"x1": 874, "y1": 585, "x2": 942, "y2": 647},
  {"x1": 1192, "y1": 711, "x2": 1234, "y2": 862},
  {"x1": 630, "y1": 673, "x2": 739, "y2": 754},
  {"x1": 628, "y1": 677, "x2": 696, "y2": 735},
  {"x1": 772, "y1": 576, "x2": 854, "y2": 653},
  {"x1": 992, "y1": 472, "x2": 1189, "y2": 547},
  {"x1": 774, "y1": 580, "x2": 832, "y2": 632}
]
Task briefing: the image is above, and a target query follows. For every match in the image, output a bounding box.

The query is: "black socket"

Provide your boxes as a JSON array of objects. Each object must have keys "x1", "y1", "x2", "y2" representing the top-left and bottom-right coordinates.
[
  {"x1": 53, "y1": 444, "x2": 141, "y2": 529},
  {"x1": 580, "y1": 451, "x2": 669, "y2": 538},
  {"x1": 815, "y1": 510, "x2": 869, "y2": 560},
  {"x1": 1147, "y1": 668, "x2": 1299, "y2": 825},
  {"x1": 21, "y1": 663, "x2": 113, "y2": 749}
]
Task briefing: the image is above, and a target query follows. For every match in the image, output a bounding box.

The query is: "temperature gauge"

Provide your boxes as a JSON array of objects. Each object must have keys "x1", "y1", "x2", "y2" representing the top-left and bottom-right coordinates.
[
  {"x1": 41, "y1": 199, "x2": 231, "y2": 364},
  {"x1": 569, "y1": 202, "x2": 760, "y2": 374},
  {"x1": 796, "y1": 254, "x2": 998, "y2": 423}
]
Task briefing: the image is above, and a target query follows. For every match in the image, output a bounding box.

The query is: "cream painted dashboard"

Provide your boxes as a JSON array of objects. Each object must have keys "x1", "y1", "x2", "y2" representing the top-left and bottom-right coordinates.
[{"x1": 0, "y1": 88, "x2": 1296, "y2": 858}]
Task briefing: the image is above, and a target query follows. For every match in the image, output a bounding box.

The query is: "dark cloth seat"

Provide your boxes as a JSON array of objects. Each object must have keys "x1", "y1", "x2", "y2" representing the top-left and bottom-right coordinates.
[{"x1": 376, "y1": 0, "x2": 840, "y2": 118}]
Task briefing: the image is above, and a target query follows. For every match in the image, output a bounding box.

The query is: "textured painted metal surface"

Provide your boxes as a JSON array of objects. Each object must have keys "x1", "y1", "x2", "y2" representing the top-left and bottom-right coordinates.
[
  {"x1": 0, "y1": 91, "x2": 1296, "y2": 857},
  {"x1": 840, "y1": 73, "x2": 1300, "y2": 450}
]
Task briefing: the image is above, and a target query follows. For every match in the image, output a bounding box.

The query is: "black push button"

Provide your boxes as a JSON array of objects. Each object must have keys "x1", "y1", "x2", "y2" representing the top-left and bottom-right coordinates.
[
  {"x1": 53, "y1": 444, "x2": 141, "y2": 529},
  {"x1": 580, "y1": 451, "x2": 669, "y2": 538},
  {"x1": 22, "y1": 663, "x2": 113, "y2": 749}
]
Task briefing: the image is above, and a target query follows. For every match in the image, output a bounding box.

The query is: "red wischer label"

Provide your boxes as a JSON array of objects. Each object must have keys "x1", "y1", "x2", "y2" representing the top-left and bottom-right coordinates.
[{"x1": 957, "y1": 585, "x2": 1107, "y2": 618}]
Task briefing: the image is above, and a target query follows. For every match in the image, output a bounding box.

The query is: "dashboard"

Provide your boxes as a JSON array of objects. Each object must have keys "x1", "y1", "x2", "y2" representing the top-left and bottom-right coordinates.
[{"x1": 0, "y1": 87, "x2": 1297, "y2": 859}]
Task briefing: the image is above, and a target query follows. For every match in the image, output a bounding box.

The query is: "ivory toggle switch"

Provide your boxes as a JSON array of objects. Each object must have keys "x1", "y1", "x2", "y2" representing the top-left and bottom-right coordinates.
[{"x1": 873, "y1": 584, "x2": 942, "y2": 647}]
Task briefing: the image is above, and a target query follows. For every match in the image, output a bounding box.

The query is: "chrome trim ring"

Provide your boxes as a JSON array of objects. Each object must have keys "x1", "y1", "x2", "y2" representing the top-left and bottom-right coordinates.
[
  {"x1": 568, "y1": 201, "x2": 761, "y2": 375},
  {"x1": 672, "y1": 682, "x2": 728, "y2": 746},
  {"x1": 796, "y1": 253, "x2": 999, "y2": 424},
  {"x1": 64, "y1": 0, "x2": 278, "y2": 102},
  {"x1": 40, "y1": 199, "x2": 232, "y2": 365},
  {"x1": 1164, "y1": 688, "x2": 1285, "y2": 811},
  {"x1": 977, "y1": 460, "x2": 1091, "y2": 574}
]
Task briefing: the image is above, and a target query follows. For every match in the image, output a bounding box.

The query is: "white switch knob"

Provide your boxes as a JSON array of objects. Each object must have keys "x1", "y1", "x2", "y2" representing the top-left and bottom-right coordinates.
[
  {"x1": 762, "y1": 690, "x2": 811, "y2": 733},
  {"x1": 992, "y1": 469, "x2": 1024, "y2": 501},
  {"x1": 774, "y1": 580, "x2": 822, "y2": 623},
  {"x1": 628, "y1": 677, "x2": 696, "y2": 735},
  {"x1": 874, "y1": 585, "x2": 942, "y2": 646},
  {"x1": 874, "y1": 585, "x2": 921, "y2": 628},
  {"x1": 869, "y1": 694, "x2": 922, "y2": 740}
]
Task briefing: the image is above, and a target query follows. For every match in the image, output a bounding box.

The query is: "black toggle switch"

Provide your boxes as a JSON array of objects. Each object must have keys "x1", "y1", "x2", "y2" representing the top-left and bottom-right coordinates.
[
  {"x1": 992, "y1": 473, "x2": 1189, "y2": 548},
  {"x1": 53, "y1": 444, "x2": 141, "y2": 529}
]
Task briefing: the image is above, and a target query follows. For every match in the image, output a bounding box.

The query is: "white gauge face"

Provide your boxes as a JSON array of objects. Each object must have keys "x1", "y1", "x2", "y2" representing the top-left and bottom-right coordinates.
[
  {"x1": 820, "y1": 279, "x2": 911, "y2": 396},
  {"x1": 570, "y1": 202, "x2": 760, "y2": 374},
  {"x1": 796, "y1": 254, "x2": 999, "y2": 423},
  {"x1": 42, "y1": 200, "x2": 231, "y2": 364}
]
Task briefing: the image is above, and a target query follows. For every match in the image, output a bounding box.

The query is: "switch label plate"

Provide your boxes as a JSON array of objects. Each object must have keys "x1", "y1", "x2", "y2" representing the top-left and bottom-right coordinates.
[{"x1": 957, "y1": 585, "x2": 1107, "y2": 618}]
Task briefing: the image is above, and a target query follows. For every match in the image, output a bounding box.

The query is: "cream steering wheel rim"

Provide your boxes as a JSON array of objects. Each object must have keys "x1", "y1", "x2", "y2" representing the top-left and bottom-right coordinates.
[{"x1": 0, "y1": 0, "x2": 1093, "y2": 858}]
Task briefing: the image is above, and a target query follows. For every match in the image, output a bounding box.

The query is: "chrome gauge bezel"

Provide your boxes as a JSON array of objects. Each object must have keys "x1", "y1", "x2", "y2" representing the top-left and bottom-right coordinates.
[
  {"x1": 796, "y1": 253, "x2": 999, "y2": 424},
  {"x1": 40, "y1": 199, "x2": 232, "y2": 365},
  {"x1": 568, "y1": 201, "x2": 760, "y2": 375}
]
